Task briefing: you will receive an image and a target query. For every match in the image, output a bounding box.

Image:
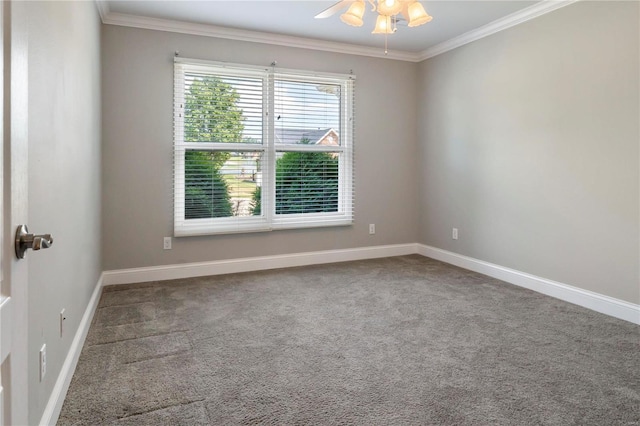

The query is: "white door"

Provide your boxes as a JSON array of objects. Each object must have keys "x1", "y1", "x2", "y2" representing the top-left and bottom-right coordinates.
[{"x1": 0, "y1": 1, "x2": 30, "y2": 424}]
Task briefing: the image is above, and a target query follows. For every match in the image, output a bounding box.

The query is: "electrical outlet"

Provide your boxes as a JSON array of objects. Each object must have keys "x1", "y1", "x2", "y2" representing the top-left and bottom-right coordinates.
[
  {"x1": 163, "y1": 237, "x2": 172, "y2": 250},
  {"x1": 452, "y1": 228, "x2": 459, "y2": 240},
  {"x1": 369, "y1": 224, "x2": 376, "y2": 235},
  {"x1": 60, "y1": 309, "x2": 66, "y2": 337},
  {"x1": 40, "y1": 344, "x2": 47, "y2": 381}
]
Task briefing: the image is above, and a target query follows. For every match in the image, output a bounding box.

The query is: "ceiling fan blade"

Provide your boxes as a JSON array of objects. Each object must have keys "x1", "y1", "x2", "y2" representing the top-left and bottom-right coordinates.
[
  {"x1": 400, "y1": 3, "x2": 410, "y2": 22},
  {"x1": 314, "y1": 0, "x2": 352, "y2": 19}
]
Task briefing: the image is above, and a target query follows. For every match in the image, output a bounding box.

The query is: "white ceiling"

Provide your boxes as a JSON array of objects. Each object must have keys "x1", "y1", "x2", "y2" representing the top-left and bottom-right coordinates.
[{"x1": 101, "y1": 1, "x2": 562, "y2": 60}]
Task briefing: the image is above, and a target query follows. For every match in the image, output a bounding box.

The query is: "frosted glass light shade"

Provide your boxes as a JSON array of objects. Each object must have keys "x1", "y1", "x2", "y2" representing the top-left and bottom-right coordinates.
[
  {"x1": 407, "y1": 2, "x2": 432, "y2": 27},
  {"x1": 372, "y1": 15, "x2": 393, "y2": 34},
  {"x1": 340, "y1": 1, "x2": 365, "y2": 27},
  {"x1": 377, "y1": 0, "x2": 402, "y2": 16}
]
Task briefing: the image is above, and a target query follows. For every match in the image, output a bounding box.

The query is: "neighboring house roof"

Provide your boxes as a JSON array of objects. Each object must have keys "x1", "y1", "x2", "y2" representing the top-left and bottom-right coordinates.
[{"x1": 274, "y1": 128, "x2": 338, "y2": 145}]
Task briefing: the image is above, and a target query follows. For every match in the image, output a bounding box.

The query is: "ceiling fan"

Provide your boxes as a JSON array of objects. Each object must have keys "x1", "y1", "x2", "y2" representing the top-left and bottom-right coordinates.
[
  {"x1": 315, "y1": 0, "x2": 354, "y2": 20},
  {"x1": 315, "y1": 0, "x2": 432, "y2": 34}
]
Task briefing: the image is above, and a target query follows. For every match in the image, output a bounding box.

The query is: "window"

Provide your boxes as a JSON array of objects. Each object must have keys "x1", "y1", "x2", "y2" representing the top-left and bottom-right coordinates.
[{"x1": 174, "y1": 59, "x2": 354, "y2": 236}]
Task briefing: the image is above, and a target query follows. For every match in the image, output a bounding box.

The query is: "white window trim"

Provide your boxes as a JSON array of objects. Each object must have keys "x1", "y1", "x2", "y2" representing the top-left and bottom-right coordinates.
[{"x1": 174, "y1": 58, "x2": 355, "y2": 237}]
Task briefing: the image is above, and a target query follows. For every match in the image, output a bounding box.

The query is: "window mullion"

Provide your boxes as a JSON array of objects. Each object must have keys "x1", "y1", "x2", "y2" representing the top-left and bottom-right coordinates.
[
  {"x1": 265, "y1": 72, "x2": 276, "y2": 227},
  {"x1": 274, "y1": 144, "x2": 345, "y2": 153},
  {"x1": 179, "y1": 142, "x2": 266, "y2": 152}
]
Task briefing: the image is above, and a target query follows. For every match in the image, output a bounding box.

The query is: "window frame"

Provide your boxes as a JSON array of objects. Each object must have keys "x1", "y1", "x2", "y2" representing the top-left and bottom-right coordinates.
[{"x1": 174, "y1": 58, "x2": 354, "y2": 237}]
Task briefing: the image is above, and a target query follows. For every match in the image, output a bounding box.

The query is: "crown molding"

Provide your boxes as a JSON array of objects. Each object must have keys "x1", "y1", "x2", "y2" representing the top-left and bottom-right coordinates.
[
  {"x1": 418, "y1": 0, "x2": 579, "y2": 60},
  {"x1": 97, "y1": 0, "x2": 579, "y2": 63},
  {"x1": 100, "y1": 12, "x2": 422, "y2": 62},
  {"x1": 95, "y1": 0, "x2": 110, "y2": 23}
]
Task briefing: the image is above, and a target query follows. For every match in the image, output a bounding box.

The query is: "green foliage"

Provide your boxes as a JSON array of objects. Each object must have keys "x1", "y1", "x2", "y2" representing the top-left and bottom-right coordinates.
[
  {"x1": 249, "y1": 186, "x2": 261, "y2": 216},
  {"x1": 249, "y1": 138, "x2": 338, "y2": 216},
  {"x1": 275, "y1": 151, "x2": 338, "y2": 214},
  {"x1": 184, "y1": 151, "x2": 232, "y2": 219},
  {"x1": 183, "y1": 76, "x2": 245, "y2": 219},
  {"x1": 184, "y1": 75, "x2": 244, "y2": 151}
]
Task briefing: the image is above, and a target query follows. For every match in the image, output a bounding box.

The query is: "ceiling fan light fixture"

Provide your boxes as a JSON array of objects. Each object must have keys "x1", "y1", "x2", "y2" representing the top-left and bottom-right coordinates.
[
  {"x1": 340, "y1": 1, "x2": 366, "y2": 27},
  {"x1": 372, "y1": 14, "x2": 394, "y2": 34},
  {"x1": 407, "y1": 2, "x2": 432, "y2": 27},
  {"x1": 315, "y1": 0, "x2": 433, "y2": 54},
  {"x1": 377, "y1": 0, "x2": 403, "y2": 16}
]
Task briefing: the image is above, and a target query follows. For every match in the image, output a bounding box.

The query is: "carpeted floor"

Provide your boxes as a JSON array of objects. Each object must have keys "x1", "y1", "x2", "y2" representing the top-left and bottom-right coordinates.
[{"x1": 58, "y1": 255, "x2": 639, "y2": 425}]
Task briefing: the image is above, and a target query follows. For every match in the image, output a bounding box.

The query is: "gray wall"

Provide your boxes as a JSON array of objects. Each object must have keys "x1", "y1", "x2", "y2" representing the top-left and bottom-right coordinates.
[
  {"x1": 27, "y1": 1, "x2": 102, "y2": 423},
  {"x1": 101, "y1": 2, "x2": 638, "y2": 305},
  {"x1": 417, "y1": 1, "x2": 639, "y2": 304},
  {"x1": 101, "y1": 26, "x2": 419, "y2": 270}
]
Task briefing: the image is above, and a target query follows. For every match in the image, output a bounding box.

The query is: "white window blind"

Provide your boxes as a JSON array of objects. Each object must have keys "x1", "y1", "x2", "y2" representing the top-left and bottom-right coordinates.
[{"x1": 174, "y1": 58, "x2": 354, "y2": 236}]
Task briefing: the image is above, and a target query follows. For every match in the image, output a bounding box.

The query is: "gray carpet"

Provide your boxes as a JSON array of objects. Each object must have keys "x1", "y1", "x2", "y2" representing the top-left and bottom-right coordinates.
[{"x1": 58, "y1": 255, "x2": 639, "y2": 425}]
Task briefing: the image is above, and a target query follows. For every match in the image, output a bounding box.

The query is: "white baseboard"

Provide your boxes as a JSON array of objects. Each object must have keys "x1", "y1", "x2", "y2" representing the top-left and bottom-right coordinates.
[
  {"x1": 102, "y1": 243, "x2": 419, "y2": 286},
  {"x1": 103, "y1": 243, "x2": 638, "y2": 324},
  {"x1": 417, "y1": 244, "x2": 640, "y2": 325},
  {"x1": 40, "y1": 273, "x2": 104, "y2": 426}
]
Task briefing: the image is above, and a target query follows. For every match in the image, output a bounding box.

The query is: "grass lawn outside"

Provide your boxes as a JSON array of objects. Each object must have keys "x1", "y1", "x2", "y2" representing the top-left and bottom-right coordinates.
[{"x1": 223, "y1": 174, "x2": 257, "y2": 199}]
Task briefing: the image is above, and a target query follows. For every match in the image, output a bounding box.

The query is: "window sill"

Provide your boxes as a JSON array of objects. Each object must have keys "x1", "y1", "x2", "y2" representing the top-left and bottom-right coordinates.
[{"x1": 174, "y1": 217, "x2": 353, "y2": 237}]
